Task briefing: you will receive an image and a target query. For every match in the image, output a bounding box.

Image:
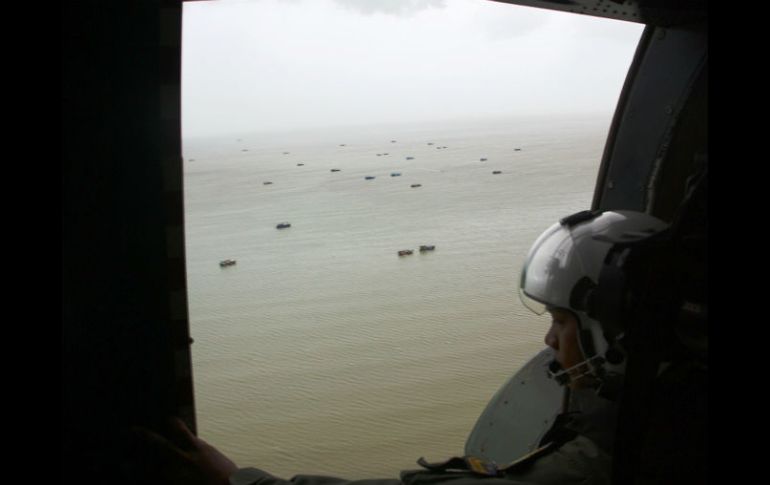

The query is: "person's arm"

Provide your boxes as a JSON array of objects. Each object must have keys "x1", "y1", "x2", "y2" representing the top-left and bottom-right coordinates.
[
  {"x1": 133, "y1": 418, "x2": 541, "y2": 485},
  {"x1": 230, "y1": 468, "x2": 402, "y2": 485},
  {"x1": 133, "y1": 418, "x2": 403, "y2": 485},
  {"x1": 132, "y1": 417, "x2": 239, "y2": 485}
]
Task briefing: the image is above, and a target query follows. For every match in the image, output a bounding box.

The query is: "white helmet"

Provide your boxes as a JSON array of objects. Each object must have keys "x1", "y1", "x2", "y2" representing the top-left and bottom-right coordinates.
[{"x1": 519, "y1": 210, "x2": 669, "y2": 395}]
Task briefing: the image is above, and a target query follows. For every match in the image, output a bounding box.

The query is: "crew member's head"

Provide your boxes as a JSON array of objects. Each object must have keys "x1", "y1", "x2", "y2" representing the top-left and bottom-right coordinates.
[{"x1": 519, "y1": 210, "x2": 668, "y2": 393}]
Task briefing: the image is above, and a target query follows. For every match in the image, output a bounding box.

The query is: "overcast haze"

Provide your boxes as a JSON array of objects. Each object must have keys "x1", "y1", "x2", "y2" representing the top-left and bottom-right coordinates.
[{"x1": 182, "y1": 0, "x2": 644, "y2": 138}]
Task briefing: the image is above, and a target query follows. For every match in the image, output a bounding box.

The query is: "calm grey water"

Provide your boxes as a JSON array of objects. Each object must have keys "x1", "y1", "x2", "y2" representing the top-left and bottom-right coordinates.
[{"x1": 183, "y1": 114, "x2": 610, "y2": 477}]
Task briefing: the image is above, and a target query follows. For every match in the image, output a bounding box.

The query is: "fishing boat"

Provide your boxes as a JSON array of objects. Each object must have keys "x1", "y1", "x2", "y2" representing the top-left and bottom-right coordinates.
[
  {"x1": 410, "y1": 184, "x2": 422, "y2": 188},
  {"x1": 419, "y1": 245, "x2": 436, "y2": 252},
  {"x1": 219, "y1": 259, "x2": 236, "y2": 268},
  {"x1": 276, "y1": 223, "x2": 291, "y2": 229},
  {"x1": 398, "y1": 250, "x2": 414, "y2": 256}
]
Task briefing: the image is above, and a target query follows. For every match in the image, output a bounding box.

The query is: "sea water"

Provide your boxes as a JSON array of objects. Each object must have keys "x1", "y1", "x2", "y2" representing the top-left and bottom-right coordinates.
[{"x1": 183, "y1": 113, "x2": 610, "y2": 477}]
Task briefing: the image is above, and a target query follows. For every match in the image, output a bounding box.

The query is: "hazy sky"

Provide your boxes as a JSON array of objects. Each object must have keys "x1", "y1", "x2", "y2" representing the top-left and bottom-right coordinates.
[{"x1": 182, "y1": 0, "x2": 644, "y2": 138}]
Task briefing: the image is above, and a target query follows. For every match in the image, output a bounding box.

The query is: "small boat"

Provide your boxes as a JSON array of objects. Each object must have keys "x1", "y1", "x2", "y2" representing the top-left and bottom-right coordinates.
[
  {"x1": 283, "y1": 152, "x2": 290, "y2": 155},
  {"x1": 331, "y1": 169, "x2": 341, "y2": 172},
  {"x1": 427, "y1": 142, "x2": 434, "y2": 145},
  {"x1": 480, "y1": 158, "x2": 488, "y2": 161},
  {"x1": 398, "y1": 250, "x2": 414, "y2": 256},
  {"x1": 219, "y1": 259, "x2": 236, "y2": 268},
  {"x1": 365, "y1": 176, "x2": 376, "y2": 180},
  {"x1": 406, "y1": 156, "x2": 414, "y2": 160},
  {"x1": 391, "y1": 140, "x2": 397, "y2": 143},
  {"x1": 410, "y1": 184, "x2": 422, "y2": 188},
  {"x1": 419, "y1": 245, "x2": 435, "y2": 252},
  {"x1": 514, "y1": 148, "x2": 522, "y2": 151},
  {"x1": 276, "y1": 223, "x2": 291, "y2": 229},
  {"x1": 263, "y1": 181, "x2": 273, "y2": 185},
  {"x1": 493, "y1": 171, "x2": 502, "y2": 174},
  {"x1": 391, "y1": 172, "x2": 401, "y2": 177},
  {"x1": 297, "y1": 163, "x2": 304, "y2": 166}
]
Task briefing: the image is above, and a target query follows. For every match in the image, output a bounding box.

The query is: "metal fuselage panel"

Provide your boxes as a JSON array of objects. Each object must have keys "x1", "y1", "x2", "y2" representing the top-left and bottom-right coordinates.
[
  {"x1": 464, "y1": 348, "x2": 563, "y2": 464},
  {"x1": 594, "y1": 24, "x2": 707, "y2": 217}
]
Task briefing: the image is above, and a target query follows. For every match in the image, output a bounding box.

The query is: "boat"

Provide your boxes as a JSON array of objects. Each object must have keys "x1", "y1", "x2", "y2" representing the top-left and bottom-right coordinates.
[
  {"x1": 219, "y1": 259, "x2": 236, "y2": 268},
  {"x1": 391, "y1": 172, "x2": 401, "y2": 177},
  {"x1": 276, "y1": 223, "x2": 291, "y2": 229},
  {"x1": 480, "y1": 158, "x2": 488, "y2": 161},
  {"x1": 263, "y1": 181, "x2": 273, "y2": 185},
  {"x1": 406, "y1": 156, "x2": 414, "y2": 160},
  {"x1": 419, "y1": 245, "x2": 435, "y2": 252},
  {"x1": 365, "y1": 176, "x2": 376, "y2": 180},
  {"x1": 331, "y1": 169, "x2": 341, "y2": 172},
  {"x1": 398, "y1": 250, "x2": 414, "y2": 256},
  {"x1": 514, "y1": 148, "x2": 522, "y2": 151},
  {"x1": 493, "y1": 171, "x2": 502, "y2": 174},
  {"x1": 411, "y1": 184, "x2": 422, "y2": 188},
  {"x1": 297, "y1": 163, "x2": 304, "y2": 166}
]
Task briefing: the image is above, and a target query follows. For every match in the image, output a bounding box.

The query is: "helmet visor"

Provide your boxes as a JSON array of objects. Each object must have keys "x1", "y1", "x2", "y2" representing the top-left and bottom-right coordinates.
[{"x1": 519, "y1": 222, "x2": 583, "y2": 315}]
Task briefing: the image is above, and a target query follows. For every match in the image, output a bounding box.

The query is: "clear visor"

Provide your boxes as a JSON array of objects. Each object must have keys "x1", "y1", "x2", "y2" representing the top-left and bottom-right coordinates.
[
  {"x1": 518, "y1": 222, "x2": 585, "y2": 315},
  {"x1": 518, "y1": 210, "x2": 663, "y2": 317}
]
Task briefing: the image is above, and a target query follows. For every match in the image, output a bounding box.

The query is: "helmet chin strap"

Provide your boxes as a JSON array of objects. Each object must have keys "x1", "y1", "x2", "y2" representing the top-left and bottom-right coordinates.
[{"x1": 547, "y1": 355, "x2": 605, "y2": 386}]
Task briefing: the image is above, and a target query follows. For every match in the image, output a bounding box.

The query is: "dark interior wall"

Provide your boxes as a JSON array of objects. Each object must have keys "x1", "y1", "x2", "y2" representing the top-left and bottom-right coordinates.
[
  {"x1": 62, "y1": 1, "x2": 192, "y2": 481},
  {"x1": 593, "y1": 23, "x2": 707, "y2": 216}
]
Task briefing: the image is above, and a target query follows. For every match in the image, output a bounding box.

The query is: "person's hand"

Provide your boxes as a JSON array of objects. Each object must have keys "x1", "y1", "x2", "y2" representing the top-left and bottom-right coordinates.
[{"x1": 132, "y1": 417, "x2": 239, "y2": 485}]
